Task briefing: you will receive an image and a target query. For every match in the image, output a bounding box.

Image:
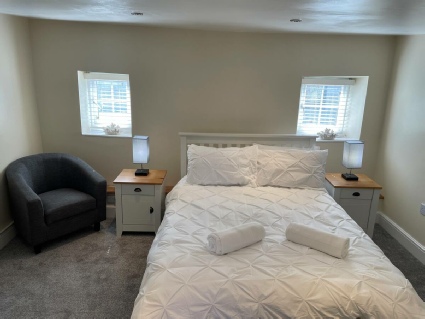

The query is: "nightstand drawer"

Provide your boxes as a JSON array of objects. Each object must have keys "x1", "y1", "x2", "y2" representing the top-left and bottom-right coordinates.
[
  {"x1": 340, "y1": 188, "x2": 373, "y2": 200},
  {"x1": 122, "y1": 184, "x2": 155, "y2": 196}
]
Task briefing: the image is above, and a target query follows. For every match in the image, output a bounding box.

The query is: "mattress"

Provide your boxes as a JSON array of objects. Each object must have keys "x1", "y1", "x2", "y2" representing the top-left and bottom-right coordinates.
[{"x1": 132, "y1": 177, "x2": 425, "y2": 318}]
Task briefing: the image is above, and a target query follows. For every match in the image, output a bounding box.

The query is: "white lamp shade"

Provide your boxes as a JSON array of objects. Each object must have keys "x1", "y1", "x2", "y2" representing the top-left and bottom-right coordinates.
[
  {"x1": 342, "y1": 141, "x2": 364, "y2": 169},
  {"x1": 133, "y1": 135, "x2": 150, "y2": 164}
]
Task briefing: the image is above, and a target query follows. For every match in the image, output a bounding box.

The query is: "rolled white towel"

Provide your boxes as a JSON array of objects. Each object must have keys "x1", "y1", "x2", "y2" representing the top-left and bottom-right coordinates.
[
  {"x1": 286, "y1": 223, "x2": 350, "y2": 259},
  {"x1": 207, "y1": 222, "x2": 265, "y2": 255}
]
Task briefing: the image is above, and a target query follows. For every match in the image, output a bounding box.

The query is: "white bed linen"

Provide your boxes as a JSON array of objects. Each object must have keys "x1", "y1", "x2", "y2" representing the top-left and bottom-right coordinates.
[{"x1": 132, "y1": 177, "x2": 425, "y2": 319}]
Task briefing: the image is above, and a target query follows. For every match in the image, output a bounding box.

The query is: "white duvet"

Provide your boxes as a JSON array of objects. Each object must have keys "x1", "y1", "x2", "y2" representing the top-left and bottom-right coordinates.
[{"x1": 132, "y1": 178, "x2": 425, "y2": 318}]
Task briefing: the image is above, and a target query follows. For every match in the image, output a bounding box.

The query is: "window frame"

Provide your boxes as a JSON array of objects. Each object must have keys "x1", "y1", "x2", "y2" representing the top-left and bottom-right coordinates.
[
  {"x1": 296, "y1": 77, "x2": 360, "y2": 139},
  {"x1": 77, "y1": 71, "x2": 132, "y2": 137}
]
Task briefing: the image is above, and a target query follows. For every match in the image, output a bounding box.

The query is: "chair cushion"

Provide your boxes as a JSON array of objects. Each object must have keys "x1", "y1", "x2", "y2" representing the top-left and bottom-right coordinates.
[{"x1": 39, "y1": 188, "x2": 96, "y2": 225}]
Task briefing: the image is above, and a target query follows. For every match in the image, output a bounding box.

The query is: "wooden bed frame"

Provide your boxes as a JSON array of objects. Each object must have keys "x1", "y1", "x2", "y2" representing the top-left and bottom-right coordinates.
[{"x1": 179, "y1": 132, "x2": 317, "y2": 177}]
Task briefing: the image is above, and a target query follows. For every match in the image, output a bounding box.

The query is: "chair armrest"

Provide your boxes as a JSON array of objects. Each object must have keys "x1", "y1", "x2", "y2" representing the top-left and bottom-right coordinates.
[{"x1": 6, "y1": 173, "x2": 45, "y2": 241}]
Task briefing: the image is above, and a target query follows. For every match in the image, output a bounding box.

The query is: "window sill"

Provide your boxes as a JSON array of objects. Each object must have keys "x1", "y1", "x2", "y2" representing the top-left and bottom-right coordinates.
[
  {"x1": 82, "y1": 134, "x2": 131, "y2": 138},
  {"x1": 316, "y1": 138, "x2": 357, "y2": 143}
]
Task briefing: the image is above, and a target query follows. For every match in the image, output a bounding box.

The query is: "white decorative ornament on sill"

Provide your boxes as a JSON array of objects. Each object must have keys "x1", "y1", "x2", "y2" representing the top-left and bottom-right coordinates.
[
  {"x1": 318, "y1": 128, "x2": 337, "y2": 140},
  {"x1": 104, "y1": 123, "x2": 120, "y2": 135}
]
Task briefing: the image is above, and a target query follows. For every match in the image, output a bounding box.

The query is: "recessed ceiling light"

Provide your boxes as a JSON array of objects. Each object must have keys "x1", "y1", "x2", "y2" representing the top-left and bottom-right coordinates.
[
  {"x1": 131, "y1": 12, "x2": 143, "y2": 16},
  {"x1": 290, "y1": 18, "x2": 302, "y2": 23}
]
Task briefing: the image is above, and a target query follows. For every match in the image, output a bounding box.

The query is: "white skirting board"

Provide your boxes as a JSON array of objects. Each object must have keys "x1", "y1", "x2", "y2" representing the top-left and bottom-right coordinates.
[
  {"x1": 376, "y1": 211, "x2": 425, "y2": 265},
  {"x1": 0, "y1": 222, "x2": 16, "y2": 250}
]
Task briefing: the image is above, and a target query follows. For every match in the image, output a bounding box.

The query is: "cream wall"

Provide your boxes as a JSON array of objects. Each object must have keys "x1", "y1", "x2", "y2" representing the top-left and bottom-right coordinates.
[
  {"x1": 29, "y1": 20, "x2": 395, "y2": 187},
  {"x1": 0, "y1": 14, "x2": 43, "y2": 232},
  {"x1": 375, "y1": 35, "x2": 425, "y2": 246},
  {"x1": 2, "y1": 14, "x2": 423, "y2": 257}
]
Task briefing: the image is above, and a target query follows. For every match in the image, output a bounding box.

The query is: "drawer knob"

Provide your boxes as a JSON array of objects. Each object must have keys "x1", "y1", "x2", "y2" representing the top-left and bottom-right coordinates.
[
  {"x1": 352, "y1": 192, "x2": 360, "y2": 197},
  {"x1": 134, "y1": 188, "x2": 142, "y2": 192},
  {"x1": 150, "y1": 207, "x2": 154, "y2": 214}
]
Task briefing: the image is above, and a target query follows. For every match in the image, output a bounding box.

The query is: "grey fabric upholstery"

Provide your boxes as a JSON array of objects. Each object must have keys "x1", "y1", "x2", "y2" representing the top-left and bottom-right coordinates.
[
  {"x1": 5, "y1": 153, "x2": 107, "y2": 251},
  {"x1": 40, "y1": 188, "x2": 96, "y2": 225}
]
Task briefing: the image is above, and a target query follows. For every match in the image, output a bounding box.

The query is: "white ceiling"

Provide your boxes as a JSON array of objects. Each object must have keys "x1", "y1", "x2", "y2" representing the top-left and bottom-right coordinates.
[{"x1": 1, "y1": 0, "x2": 425, "y2": 35}]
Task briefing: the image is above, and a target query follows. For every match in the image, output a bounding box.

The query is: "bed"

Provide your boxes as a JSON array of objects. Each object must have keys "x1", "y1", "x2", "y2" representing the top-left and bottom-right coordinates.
[{"x1": 131, "y1": 133, "x2": 425, "y2": 318}]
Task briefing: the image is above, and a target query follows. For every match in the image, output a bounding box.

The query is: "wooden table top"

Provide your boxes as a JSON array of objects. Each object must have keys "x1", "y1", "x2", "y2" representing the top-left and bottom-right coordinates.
[
  {"x1": 325, "y1": 173, "x2": 382, "y2": 189},
  {"x1": 113, "y1": 169, "x2": 167, "y2": 185}
]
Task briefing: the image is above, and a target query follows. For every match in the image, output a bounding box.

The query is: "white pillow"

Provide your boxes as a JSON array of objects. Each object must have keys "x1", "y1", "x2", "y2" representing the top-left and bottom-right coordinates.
[
  {"x1": 187, "y1": 144, "x2": 258, "y2": 187},
  {"x1": 257, "y1": 149, "x2": 328, "y2": 188}
]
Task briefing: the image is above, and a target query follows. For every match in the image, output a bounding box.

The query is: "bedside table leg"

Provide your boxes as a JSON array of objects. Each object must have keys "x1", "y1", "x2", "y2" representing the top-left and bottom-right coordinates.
[
  {"x1": 367, "y1": 190, "x2": 381, "y2": 238},
  {"x1": 115, "y1": 185, "x2": 123, "y2": 237},
  {"x1": 116, "y1": 214, "x2": 123, "y2": 237}
]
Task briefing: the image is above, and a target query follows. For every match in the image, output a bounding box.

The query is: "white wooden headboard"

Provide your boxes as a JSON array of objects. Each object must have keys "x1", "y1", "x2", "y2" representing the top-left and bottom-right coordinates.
[{"x1": 179, "y1": 132, "x2": 317, "y2": 177}]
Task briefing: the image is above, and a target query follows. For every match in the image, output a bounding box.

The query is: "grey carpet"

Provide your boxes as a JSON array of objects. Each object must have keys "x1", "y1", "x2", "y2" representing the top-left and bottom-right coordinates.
[
  {"x1": 372, "y1": 224, "x2": 425, "y2": 300},
  {"x1": 0, "y1": 221, "x2": 423, "y2": 319},
  {"x1": 0, "y1": 219, "x2": 154, "y2": 319}
]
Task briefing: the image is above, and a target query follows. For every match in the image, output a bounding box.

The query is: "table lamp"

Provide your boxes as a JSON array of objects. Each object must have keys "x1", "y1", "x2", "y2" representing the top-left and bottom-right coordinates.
[
  {"x1": 133, "y1": 135, "x2": 150, "y2": 176},
  {"x1": 341, "y1": 140, "x2": 364, "y2": 181}
]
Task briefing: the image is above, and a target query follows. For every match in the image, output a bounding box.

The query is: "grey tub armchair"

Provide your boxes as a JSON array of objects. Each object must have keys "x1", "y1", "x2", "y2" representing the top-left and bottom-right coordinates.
[{"x1": 5, "y1": 153, "x2": 106, "y2": 254}]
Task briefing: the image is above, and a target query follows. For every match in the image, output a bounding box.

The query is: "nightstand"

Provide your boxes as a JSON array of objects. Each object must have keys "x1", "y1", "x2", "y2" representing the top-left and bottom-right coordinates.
[
  {"x1": 113, "y1": 169, "x2": 167, "y2": 237},
  {"x1": 325, "y1": 173, "x2": 382, "y2": 238}
]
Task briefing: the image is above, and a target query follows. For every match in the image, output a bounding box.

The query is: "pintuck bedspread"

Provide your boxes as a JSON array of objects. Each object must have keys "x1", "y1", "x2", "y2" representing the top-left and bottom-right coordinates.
[{"x1": 131, "y1": 178, "x2": 425, "y2": 318}]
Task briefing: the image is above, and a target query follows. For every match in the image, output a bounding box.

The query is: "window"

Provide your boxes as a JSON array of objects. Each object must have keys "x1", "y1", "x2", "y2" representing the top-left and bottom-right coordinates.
[
  {"x1": 296, "y1": 77, "x2": 368, "y2": 139},
  {"x1": 77, "y1": 71, "x2": 132, "y2": 137}
]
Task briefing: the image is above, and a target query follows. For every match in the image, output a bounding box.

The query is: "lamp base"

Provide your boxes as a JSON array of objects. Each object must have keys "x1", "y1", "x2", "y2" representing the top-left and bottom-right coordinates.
[
  {"x1": 135, "y1": 168, "x2": 149, "y2": 176},
  {"x1": 341, "y1": 173, "x2": 358, "y2": 181}
]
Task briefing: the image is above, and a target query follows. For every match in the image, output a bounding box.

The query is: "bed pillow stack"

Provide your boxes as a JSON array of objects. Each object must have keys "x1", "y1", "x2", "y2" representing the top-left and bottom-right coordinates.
[
  {"x1": 187, "y1": 144, "x2": 258, "y2": 187},
  {"x1": 256, "y1": 146, "x2": 328, "y2": 189},
  {"x1": 186, "y1": 143, "x2": 328, "y2": 189}
]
